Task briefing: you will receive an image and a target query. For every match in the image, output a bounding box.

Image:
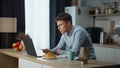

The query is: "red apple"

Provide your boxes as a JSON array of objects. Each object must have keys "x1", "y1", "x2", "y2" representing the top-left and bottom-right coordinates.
[
  {"x1": 19, "y1": 45, "x2": 23, "y2": 50},
  {"x1": 12, "y1": 43, "x2": 17, "y2": 48},
  {"x1": 16, "y1": 41, "x2": 21, "y2": 45}
]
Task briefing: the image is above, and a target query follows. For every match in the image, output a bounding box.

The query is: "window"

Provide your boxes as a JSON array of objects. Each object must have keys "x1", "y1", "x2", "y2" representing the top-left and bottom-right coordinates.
[{"x1": 25, "y1": 0, "x2": 50, "y2": 49}]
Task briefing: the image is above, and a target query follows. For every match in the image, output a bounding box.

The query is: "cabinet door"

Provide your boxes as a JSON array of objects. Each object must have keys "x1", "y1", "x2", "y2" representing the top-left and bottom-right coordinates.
[
  {"x1": 19, "y1": 58, "x2": 41, "y2": 68},
  {"x1": 41, "y1": 64, "x2": 54, "y2": 68},
  {"x1": 94, "y1": 46, "x2": 117, "y2": 63},
  {"x1": 116, "y1": 49, "x2": 120, "y2": 64},
  {"x1": 0, "y1": 54, "x2": 18, "y2": 68}
]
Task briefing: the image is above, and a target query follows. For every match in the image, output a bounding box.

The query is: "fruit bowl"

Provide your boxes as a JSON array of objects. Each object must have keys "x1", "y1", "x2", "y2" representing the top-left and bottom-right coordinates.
[{"x1": 12, "y1": 41, "x2": 25, "y2": 51}]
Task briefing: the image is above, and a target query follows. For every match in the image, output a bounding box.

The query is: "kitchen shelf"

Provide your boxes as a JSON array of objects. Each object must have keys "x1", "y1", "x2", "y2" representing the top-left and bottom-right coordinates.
[{"x1": 89, "y1": 14, "x2": 120, "y2": 16}]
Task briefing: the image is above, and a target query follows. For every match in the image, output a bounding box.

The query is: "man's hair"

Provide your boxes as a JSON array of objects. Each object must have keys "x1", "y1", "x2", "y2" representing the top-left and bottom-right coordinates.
[{"x1": 55, "y1": 13, "x2": 72, "y2": 24}]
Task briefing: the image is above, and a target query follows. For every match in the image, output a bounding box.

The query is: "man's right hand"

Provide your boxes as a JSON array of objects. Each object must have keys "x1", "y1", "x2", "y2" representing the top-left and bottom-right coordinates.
[{"x1": 42, "y1": 49, "x2": 50, "y2": 53}]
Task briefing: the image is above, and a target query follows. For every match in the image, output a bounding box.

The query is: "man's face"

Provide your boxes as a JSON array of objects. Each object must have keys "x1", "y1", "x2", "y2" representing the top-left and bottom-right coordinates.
[{"x1": 57, "y1": 20, "x2": 70, "y2": 34}]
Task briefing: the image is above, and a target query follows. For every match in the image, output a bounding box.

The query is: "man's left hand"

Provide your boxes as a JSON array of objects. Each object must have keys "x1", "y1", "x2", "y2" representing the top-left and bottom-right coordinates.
[{"x1": 56, "y1": 48, "x2": 61, "y2": 55}]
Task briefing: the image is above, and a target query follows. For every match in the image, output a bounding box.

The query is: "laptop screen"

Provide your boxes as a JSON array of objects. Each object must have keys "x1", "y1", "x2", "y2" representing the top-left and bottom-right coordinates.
[{"x1": 22, "y1": 38, "x2": 44, "y2": 57}]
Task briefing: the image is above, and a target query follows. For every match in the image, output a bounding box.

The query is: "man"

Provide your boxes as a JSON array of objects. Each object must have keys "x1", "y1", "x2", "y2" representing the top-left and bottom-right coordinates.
[{"x1": 43, "y1": 13, "x2": 96, "y2": 59}]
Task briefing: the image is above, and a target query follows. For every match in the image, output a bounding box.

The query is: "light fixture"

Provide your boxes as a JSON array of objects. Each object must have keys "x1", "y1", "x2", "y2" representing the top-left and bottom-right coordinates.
[{"x1": 0, "y1": 17, "x2": 17, "y2": 48}]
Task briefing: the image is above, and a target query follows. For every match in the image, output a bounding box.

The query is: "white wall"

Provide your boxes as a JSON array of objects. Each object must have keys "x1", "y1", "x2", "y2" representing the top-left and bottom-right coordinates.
[{"x1": 95, "y1": 16, "x2": 120, "y2": 33}]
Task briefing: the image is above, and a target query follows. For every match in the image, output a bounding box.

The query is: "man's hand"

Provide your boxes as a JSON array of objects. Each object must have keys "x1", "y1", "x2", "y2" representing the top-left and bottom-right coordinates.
[
  {"x1": 56, "y1": 48, "x2": 61, "y2": 55},
  {"x1": 42, "y1": 49, "x2": 50, "y2": 53}
]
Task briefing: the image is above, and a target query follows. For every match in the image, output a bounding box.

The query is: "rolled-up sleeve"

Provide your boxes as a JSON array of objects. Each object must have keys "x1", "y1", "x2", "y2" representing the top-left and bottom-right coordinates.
[
  {"x1": 71, "y1": 30, "x2": 87, "y2": 56},
  {"x1": 51, "y1": 35, "x2": 66, "y2": 53}
]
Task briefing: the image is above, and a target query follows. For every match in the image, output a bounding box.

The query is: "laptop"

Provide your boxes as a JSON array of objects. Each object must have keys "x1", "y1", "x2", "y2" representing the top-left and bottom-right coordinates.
[{"x1": 22, "y1": 37, "x2": 44, "y2": 57}]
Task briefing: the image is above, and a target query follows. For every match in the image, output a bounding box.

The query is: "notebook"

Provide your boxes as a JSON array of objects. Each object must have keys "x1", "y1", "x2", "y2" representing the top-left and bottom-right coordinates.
[{"x1": 22, "y1": 37, "x2": 44, "y2": 57}]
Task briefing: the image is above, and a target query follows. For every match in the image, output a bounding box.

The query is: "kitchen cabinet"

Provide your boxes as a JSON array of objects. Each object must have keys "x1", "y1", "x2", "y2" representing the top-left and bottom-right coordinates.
[
  {"x1": 116, "y1": 49, "x2": 120, "y2": 64},
  {"x1": 19, "y1": 58, "x2": 42, "y2": 68},
  {"x1": 0, "y1": 54, "x2": 18, "y2": 68},
  {"x1": 19, "y1": 58, "x2": 54, "y2": 68},
  {"x1": 93, "y1": 44, "x2": 120, "y2": 64},
  {"x1": 41, "y1": 64, "x2": 54, "y2": 68}
]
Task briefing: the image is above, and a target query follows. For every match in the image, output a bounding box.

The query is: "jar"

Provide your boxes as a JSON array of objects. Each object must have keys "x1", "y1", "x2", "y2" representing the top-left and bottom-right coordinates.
[
  {"x1": 108, "y1": 8, "x2": 113, "y2": 14},
  {"x1": 71, "y1": 0, "x2": 78, "y2": 6},
  {"x1": 95, "y1": 8, "x2": 99, "y2": 15}
]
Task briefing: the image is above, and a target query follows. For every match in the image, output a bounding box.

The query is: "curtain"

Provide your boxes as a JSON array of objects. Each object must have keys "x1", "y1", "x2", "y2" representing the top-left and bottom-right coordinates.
[
  {"x1": 25, "y1": 0, "x2": 50, "y2": 49},
  {"x1": 0, "y1": 0, "x2": 25, "y2": 48},
  {"x1": 50, "y1": 0, "x2": 71, "y2": 49}
]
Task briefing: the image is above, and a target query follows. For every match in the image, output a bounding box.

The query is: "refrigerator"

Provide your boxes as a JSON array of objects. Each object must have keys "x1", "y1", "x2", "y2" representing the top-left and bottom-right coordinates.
[{"x1": 65, "y1": 6, "x2": 93, "y2": 28}]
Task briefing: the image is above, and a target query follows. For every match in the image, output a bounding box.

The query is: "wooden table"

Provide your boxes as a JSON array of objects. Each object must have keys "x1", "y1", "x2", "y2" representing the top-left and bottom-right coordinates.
[{"x1": 0, "y1": 49, "x2": 120, "y2": 68}]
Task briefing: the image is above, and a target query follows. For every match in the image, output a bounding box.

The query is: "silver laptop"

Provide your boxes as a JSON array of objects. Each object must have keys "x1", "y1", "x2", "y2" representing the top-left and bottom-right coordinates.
[{"x1": 22, "y1": 37, "x2": 44, "y2": 57}]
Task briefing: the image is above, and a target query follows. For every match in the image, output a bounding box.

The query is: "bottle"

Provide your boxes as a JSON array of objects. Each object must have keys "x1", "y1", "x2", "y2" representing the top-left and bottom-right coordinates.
[{"x1": 118, "y1": 6, "x2": 120, "y2": 14}]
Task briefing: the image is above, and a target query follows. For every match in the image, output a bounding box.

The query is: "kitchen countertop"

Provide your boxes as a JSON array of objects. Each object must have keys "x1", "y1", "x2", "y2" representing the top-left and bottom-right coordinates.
[
  {"x1": 0, "y1": 49, "x2": 120, "y2": 68},
  {"x1": 93, "y1": 43, "x2": 120, "y2": 49}
]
